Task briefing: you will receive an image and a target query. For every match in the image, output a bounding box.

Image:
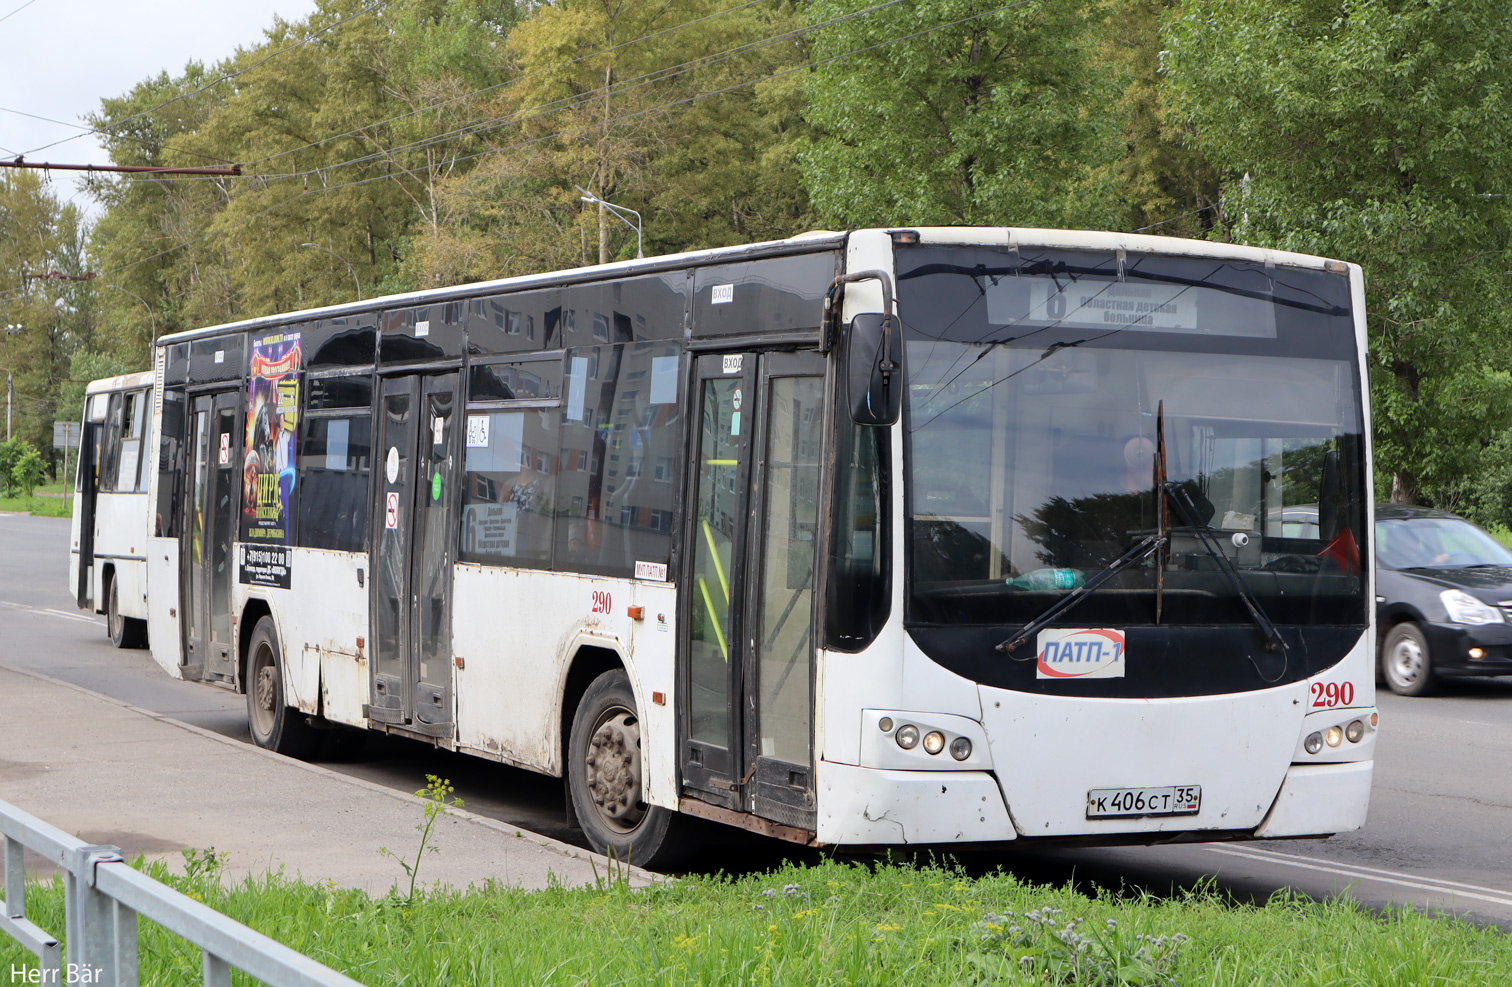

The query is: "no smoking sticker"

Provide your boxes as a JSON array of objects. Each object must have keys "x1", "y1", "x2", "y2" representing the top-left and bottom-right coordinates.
[{"x1": 385, "y1": 491, "x2": 399, "y2": 529}]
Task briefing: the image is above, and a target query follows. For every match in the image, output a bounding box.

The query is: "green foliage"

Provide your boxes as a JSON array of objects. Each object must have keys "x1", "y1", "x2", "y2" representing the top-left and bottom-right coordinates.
[
  {"x1": 0, "y1": 439, "x2": 23, "y2": 497},
  {"x1": 378, "y1": 775, "x2": 464, "y2": 902},
  {"x1": 6, "y1": 859, "x2": 1512, "y2": 985},
  {"x1": 801, "y1": 0, "x2": 1126, "y2": 229},
  {"x1": 11, "y1": 444, "x2": 46, "y2": 496},
  {"x1": 1164, "y1": 0, "x2": 1512, "y2": 505}
]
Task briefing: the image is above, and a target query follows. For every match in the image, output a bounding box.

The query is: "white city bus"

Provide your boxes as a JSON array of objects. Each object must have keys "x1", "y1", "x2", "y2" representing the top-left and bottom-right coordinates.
[
  {"x1": 72, "y1": 228, "x2": 1377, "y2": 865},
  {"x1": 69, "y1": 370, "x2": 155, "y2": 649}
]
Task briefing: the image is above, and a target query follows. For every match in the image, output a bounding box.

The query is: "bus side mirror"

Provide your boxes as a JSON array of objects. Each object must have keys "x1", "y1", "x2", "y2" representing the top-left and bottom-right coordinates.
[{"x1": 845, "y1": 313, "x2": 901, "y2": 426}]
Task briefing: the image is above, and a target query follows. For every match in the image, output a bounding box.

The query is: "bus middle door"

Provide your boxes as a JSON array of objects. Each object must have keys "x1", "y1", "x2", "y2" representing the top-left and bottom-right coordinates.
[
  {"x1": 368, "y1": 372, "x2": 460, "y2": 738},
  {"x1": 681, "y1": 350, "x2": 825, "y2": 832}
]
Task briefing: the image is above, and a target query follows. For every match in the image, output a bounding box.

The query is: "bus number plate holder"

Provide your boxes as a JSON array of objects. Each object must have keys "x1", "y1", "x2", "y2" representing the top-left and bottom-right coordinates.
[{"x1": 1086, "y1": 785, "x2": 1200, "y2": 819}]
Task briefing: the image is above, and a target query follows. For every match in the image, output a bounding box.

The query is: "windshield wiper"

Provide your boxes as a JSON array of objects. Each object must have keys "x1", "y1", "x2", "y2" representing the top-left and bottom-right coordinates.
[
  {"x1": 995, "y1": 534, "x2": 1167, "y2": 655},
  {"x1": 1162, "y1": 482, "x2": 1289, "y2": 659}
]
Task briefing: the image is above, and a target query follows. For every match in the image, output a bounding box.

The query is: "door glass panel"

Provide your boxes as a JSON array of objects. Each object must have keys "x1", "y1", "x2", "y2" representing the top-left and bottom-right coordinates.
[
  {"x1": 373, "y1": 386, "x2": 414, "y2": 710},
  {"x1": 414, "y1": 382, "x2": 455, "y2": 724},
  {"x1": 755, "y1": 377, "x2": 823, "y2": 765},
  {"x1": 186, "y1": 406, "x2": 210, "y2": 652},
  {"x1": 209, "y1": 404, "x2": 237, "y2": 654},
  {"x1": 689, "y1": 378, "x2": 741, "y2": 748}
]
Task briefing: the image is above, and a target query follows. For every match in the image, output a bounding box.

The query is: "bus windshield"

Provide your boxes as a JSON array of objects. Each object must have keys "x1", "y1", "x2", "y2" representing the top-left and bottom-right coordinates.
[{"x1": 897, "y1": 244, "x2": 1367, "y2": 630}]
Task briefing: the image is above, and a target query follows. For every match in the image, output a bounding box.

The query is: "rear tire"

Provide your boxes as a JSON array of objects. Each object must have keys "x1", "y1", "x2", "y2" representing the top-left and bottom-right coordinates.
[
  {"x1": 567, "y1": 669, "x2": 692, "y2": 869},
  {"x1": 106, "y1": 573, "x2": 147, "y2": 649},
  {"x1": 245, "y1": 616, "x2": 320, "y2": 758},
  {"x1": 1381, "y1": 623, "x2": 1436, "y2": 697}
]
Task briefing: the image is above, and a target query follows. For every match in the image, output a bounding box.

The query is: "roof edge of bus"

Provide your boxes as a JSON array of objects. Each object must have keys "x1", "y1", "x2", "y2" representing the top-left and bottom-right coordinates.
[
  {"x1": 153, "y1": 226, "x2": 1352, "y2": 347},
  {"x1": 154, "y1": 230, "x2": 853, "y2": 346},
  {"x1": 905, "y1": 226, "x2": 1349, "y2": 272},
  {"x1": 84, "y1": 370, "x2": 155, "y2": 393}
]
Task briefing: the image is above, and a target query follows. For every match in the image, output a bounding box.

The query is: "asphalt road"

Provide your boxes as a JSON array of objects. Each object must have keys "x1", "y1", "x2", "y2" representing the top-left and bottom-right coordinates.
[{"x1": 6, "y1": 510, "x2": 1512, "y2": 926}]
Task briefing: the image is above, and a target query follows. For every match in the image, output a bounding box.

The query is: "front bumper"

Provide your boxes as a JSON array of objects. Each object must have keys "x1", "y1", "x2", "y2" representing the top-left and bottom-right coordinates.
[{"x1": 1420, "y1": 621, "x2": 1512, "y2": 675}]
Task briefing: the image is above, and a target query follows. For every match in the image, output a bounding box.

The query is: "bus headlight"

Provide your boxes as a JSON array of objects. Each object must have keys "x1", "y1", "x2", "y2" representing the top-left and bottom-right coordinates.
[
  {"x1": 896, "y1": 725, "x2": 920, "y2": 749},
  {"x1": 1325, "y1": 726, "x2": 1343, "y2": 748},
  {"x1": 949, "y1": 736, "x2": 972, "y2": 761},
  {"x1": 1304, "y1": 732, "x2": 1324, "y2": 754},
  {"x1": 1345, "y1": 720, "x2": 1365, "y2": 743},
  {"x1": 922, "y1": 731, "x2": 945, "y2": 755}
]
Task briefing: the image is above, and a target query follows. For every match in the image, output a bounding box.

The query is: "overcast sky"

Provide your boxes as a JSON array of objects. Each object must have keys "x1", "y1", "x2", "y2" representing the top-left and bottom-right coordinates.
[{"x1": 0, "y1": 0, "x2": 319, "y2": 217}]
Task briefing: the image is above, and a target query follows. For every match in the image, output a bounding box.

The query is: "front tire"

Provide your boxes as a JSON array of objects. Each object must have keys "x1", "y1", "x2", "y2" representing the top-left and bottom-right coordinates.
[
  {"x1": 245, "y1": 616, "x2": 320, "y2": 757},
  {"x1": 1382, "y1": 623, "x2": 1436, "y2": 696},
  {"x1": 567, "y1": 669, "x2": 691, "y2": 869},
  {"x1": 106, "y1": 573, "x2": 147, "y2": 649}
]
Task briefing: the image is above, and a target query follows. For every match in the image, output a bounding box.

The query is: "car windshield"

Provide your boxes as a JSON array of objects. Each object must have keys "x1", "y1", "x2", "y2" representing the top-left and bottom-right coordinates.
[
  {"x1": 897, "y1": 243, "x2": 1368, "y2": 628},
  {"x1": 1376, "y1": 517, "x2": 1512, "y2": 569}
]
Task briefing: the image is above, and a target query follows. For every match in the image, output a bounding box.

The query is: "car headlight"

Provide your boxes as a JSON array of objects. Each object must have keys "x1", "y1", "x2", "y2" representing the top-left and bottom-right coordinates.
[{"x1": 1440, "y1": 589, "x2": 1503, "y2": 625}]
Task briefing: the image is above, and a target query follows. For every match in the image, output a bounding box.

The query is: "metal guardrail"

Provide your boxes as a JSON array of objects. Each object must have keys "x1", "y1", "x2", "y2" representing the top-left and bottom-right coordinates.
[{"x1": 0, "y1": 798, "x2": 364, "y2": 987}]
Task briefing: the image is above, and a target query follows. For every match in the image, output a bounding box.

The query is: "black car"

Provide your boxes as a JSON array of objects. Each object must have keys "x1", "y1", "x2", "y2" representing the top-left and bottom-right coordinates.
[{"x1": 1376, "y1": 505, "x2": 1512, "y2": 695}]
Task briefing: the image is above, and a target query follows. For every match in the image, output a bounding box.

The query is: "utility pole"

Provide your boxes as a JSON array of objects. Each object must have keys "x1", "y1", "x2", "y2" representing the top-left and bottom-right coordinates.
[{"x1": 6, "y1": 370, "x2": 11, "y2": 442}]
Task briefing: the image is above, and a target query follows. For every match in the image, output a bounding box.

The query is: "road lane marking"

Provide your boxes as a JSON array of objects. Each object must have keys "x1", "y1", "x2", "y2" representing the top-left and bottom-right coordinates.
[
  {"x1": 1203, "y1": 844, "x2": 1512, "y2": 908},
  {"x1": 0, "y1": 599, "x2": 100, "y2": 625}
]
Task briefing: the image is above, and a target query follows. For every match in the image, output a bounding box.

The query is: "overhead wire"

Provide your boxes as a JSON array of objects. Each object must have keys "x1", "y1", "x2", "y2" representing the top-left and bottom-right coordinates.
[
  {"x1": 0, "y1": 0, "x2": 40, "y2": 27},
  {"x1": 98, "y1": 0, "x2": 918, "y2": 192},
  {"x1": 19, "y1": 0, "x2": 392, "y2": 159},
  {"x1": 67, "y1": 0, "x2": 1044, "y2": 290}
]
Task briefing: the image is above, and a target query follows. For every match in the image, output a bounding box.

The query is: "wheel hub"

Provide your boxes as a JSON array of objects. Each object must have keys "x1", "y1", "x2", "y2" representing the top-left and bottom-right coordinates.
[
  {"x1": 254, "y1": 664, "x2": 277, "y2": 712},
  {"x1": 585, "y1": 711, "x2": 645, "y2": 831},
  {"x1": 1391, "y1": 638, "x2": 1424, "y2": 683}
]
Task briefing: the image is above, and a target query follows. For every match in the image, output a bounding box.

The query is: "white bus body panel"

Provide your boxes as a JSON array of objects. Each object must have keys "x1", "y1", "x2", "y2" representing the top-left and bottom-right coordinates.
[
  {"x1": 451, "y1": 566, "x2": 678, "y2": 804},
  {"x1": 978, "y1": 632, "x2": 1375, "y2": 838},
  {"x1": 145, "y1": 536, "x2": 182, "y2": 678},
  {"x1": 89, "y1": 492, "x2": 151, "y2": 618},
  {"x1": 261, "y1": 547, "x2": 371, "y2": 720}
]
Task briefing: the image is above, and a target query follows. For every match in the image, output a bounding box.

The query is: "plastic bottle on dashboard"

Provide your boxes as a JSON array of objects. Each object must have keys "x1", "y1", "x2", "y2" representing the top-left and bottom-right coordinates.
[{"x1": 1004, "y1": 567, "x2": 1085, "y2": 591}]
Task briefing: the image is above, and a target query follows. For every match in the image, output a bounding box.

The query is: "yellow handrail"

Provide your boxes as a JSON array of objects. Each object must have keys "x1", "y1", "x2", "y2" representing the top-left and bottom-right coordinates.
[{"x1": 697, "y1": 575, "x2": 729, "y2": 661}]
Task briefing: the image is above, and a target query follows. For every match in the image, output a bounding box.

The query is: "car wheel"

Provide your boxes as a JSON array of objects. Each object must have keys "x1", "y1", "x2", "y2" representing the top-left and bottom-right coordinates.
[
  {"x1": 245, "y1": 616, "x2": 320, "y2": 758},
  {"x1": 1382, "y1": 623, "x2": 1436, "y2": 697},
  {"x1": 567, "y1": 669, "x2": 692, "y2": 869}
]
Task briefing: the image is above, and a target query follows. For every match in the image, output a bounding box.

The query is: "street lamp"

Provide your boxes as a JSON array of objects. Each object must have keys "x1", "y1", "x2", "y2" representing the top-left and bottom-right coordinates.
[
  {"x1": 299, "y1": 243, "x2": 363, "y2": 300},
  {"x1": 105, "y1": 285, "x2": 156, "y2": 338},
  {"x1": 574, "y1": 185, "x2": 644, "y2": 260}
]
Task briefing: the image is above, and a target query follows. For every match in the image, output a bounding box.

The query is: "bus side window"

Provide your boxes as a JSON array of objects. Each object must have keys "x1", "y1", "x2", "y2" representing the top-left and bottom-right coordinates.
[
  {"x1": 460, "y1": 359, "x2": 565, "y2": 568},
  {"x1": 297, "y1": 414, "x2": 372, "y2": 552},
  {"x1": 155, "y1": 390, "x2": 186, "y2": 537},
  {"x1": 98, "y1": 392, "x2": 124, "y2": 493},
  {"x1": 117, "y1": 389, "x2": 147, "y2": 492}
]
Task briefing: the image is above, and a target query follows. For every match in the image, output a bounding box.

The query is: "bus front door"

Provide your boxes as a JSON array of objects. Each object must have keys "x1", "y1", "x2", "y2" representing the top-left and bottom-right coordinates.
[
  {"x1": 182, "y1": 391, "x2": 241, "y2": 684},
  {"x1": 368, "y1": 373, "x2": 459, "y2": 738},
  {"x1": 681, "y1": 351, "x2": 825, "y2": 831}
]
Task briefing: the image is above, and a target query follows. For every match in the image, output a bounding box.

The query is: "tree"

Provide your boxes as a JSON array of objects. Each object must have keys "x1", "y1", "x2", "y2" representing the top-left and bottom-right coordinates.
[
  {"x1": 12, "y1": 444, "x2": 46, "y2": 496},
  {"x1": 405, "y1": 0, "x2": 816, "y2": 286},
  {"x1": 800, "y1": 0, "x2": 1125, "y2": 229},
  {"x1": 1164, "y1": 0, "x2": 1512, "y2": 505}
]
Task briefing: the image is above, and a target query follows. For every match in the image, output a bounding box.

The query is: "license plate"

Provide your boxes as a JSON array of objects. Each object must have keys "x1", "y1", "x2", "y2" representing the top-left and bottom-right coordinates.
[{"x1": 1087, "y1": 785, "x2": 1201, "y2": 819}]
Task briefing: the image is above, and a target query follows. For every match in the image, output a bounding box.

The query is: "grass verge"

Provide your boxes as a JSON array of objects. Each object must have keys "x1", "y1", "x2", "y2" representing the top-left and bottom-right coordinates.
[
  {"x1": 3, "y1": 855, "x2": 1509, "y2": 985},
  {"x1": 0, "y1": 493, "x2": 70, "y2": 517}
]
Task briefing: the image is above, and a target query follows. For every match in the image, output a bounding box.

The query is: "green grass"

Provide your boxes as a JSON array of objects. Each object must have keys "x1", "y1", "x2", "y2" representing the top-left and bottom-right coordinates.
[
  {"x1": 1488, "y1": 523, "x2": 1512, "y2": 551},
  {"x1": 3, "y1": 855, "x2": 1509, "y2": 985},
  {"x1": 0, "y1": 492, "x2": 70, "y2": 517}
]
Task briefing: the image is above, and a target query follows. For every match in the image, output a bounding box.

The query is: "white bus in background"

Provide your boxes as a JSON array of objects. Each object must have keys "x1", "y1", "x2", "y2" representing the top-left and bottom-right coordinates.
[
  {"x1": 71, "y1": 228, "x2": 1378, "y2": 866},
  {"x1": 69, "y1": 370, "x2": 154, "y2": 649}
]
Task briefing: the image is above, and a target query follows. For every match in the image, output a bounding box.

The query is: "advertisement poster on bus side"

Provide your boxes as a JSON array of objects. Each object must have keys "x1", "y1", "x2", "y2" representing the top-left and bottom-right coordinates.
[{"x1": 243, "y1": 331, "x2": 301, "y2": 551}]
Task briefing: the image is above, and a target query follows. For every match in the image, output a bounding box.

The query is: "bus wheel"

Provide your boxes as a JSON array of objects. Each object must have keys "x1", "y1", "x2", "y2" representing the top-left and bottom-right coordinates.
[
  {"x1": 568, "y1": 669, "x2": 691, "y2": 869},
  {"x1": 106, "y1": 573, "x2": 146, "y2": 649},
  {"x1": 246, "y1": 616, "x2": 319, "y2": 758}
]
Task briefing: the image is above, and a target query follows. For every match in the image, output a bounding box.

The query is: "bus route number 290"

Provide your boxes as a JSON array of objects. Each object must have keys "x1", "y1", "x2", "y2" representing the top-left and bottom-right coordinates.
[{"x1": 591, "y1": 590, "x2": 613, "y2": 615}]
